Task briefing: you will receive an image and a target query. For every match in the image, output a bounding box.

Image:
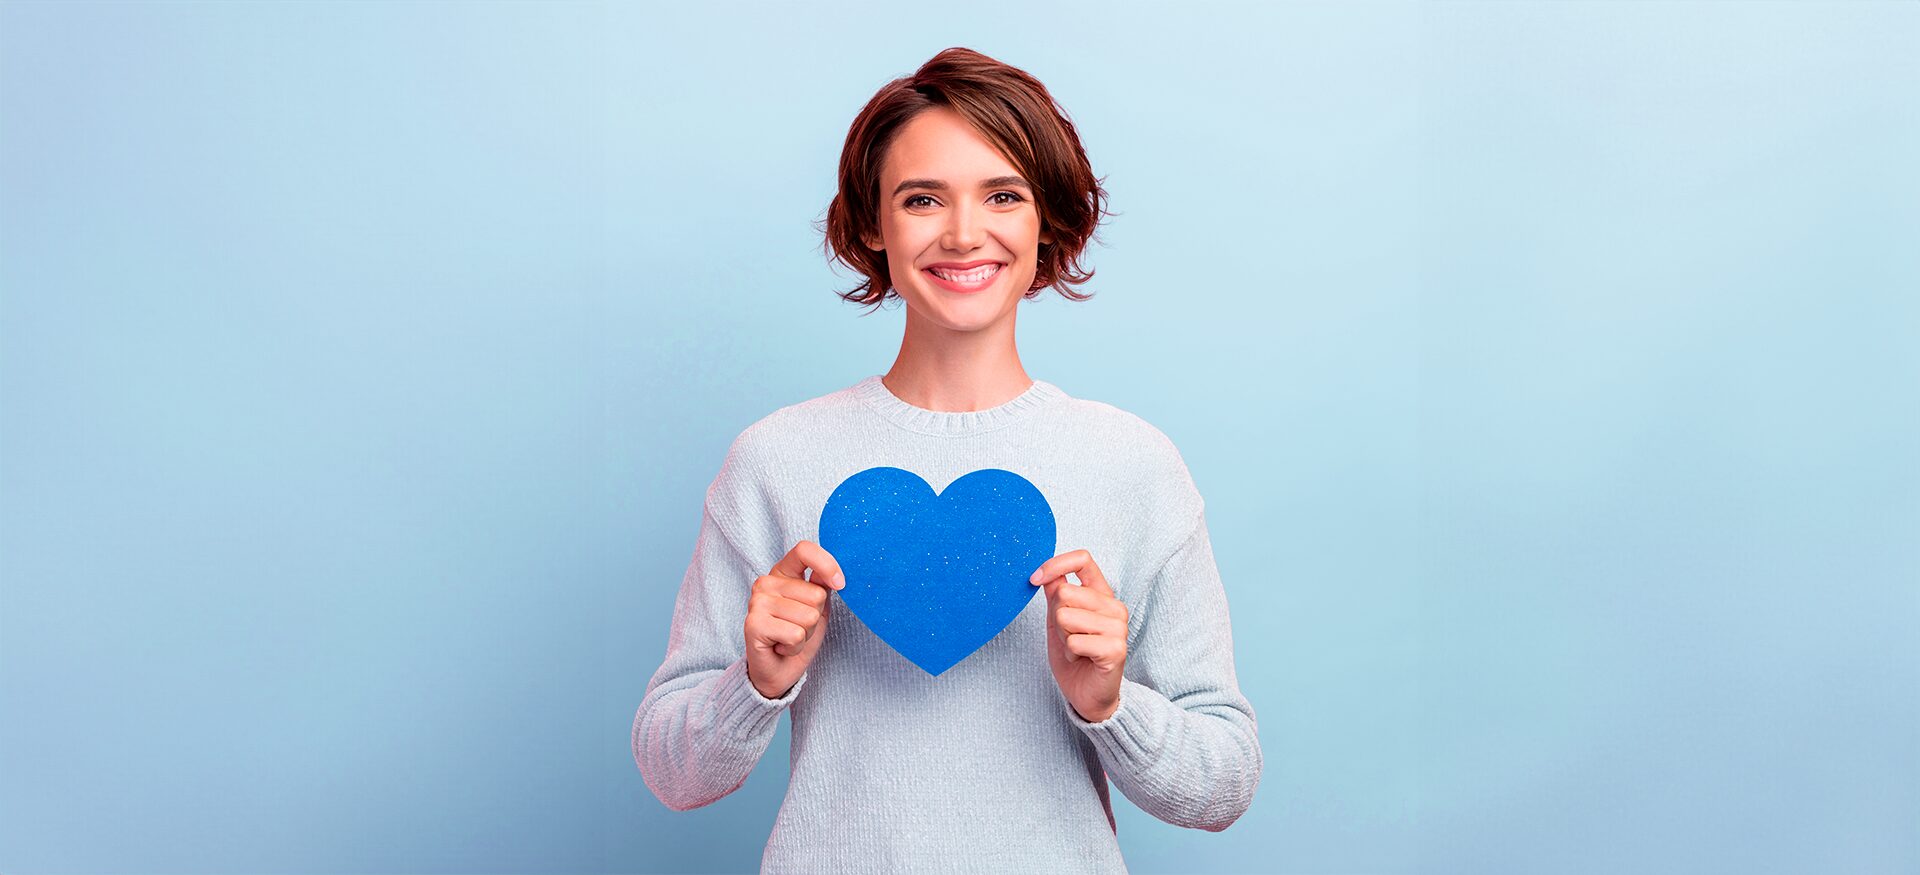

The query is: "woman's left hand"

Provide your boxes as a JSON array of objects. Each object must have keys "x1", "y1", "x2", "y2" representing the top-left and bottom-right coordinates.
[{"x1": 1030, "y1": 549, "x2": 1128, "y2": 723}]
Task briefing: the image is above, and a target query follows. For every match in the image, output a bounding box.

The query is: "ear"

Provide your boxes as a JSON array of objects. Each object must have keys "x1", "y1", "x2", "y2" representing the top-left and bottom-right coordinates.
[
  {"x1": 863, "y1": 233, "x2": 884, "y2": 252},
  {"x1": 1039, "y1": 227, "x2": 1055, "y2": 247}
]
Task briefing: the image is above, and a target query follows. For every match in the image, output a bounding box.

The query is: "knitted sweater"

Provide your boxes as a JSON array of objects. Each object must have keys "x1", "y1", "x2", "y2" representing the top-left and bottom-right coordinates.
[{"x1": 632, "y1": 375, "x2": 1261, "y2": 874}]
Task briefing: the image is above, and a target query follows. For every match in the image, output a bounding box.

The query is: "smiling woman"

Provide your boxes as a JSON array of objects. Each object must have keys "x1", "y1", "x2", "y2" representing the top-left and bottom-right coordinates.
[
  {"x1": 864, "y1": 115, "x2": 1050, "y2": 317},
  {"x1": 634, "y1": 46, "x2": 1261, "y2": 875},
  {"x1": 821, "y1": 47, "x2": 1110, "y2": 315}
]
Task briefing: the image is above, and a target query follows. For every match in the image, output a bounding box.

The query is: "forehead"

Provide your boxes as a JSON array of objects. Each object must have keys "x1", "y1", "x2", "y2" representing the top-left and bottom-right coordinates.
[{"x1": 880, "y1": 106, "x2": 1019, "y2": 184}]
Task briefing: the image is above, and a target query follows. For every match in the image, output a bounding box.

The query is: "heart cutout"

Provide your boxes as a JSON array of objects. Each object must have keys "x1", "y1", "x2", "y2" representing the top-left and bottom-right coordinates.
[{"x1": 818, "y1": 466, "x2": 1056, "y2": 676}]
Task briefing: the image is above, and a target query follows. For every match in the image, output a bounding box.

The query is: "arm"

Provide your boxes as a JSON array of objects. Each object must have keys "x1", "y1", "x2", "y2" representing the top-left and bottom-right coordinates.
[
  {"x1": 631, "y1": 499, "x2": 807, "y2": 811},
  {"x1": 1066, "y1": 509, "x2": 1263, "y2": 831}
]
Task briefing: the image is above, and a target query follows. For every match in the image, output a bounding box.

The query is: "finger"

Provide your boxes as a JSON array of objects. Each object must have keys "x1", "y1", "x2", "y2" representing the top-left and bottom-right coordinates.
[
  {"x1": 761, "y1": 574, "x2": 830, "y2": 610},
  {"x1": 1055, "y1": 605, "x2": 1125, "y2": 637},
  {"x1": 1041, "y1": 579, "x2": 1077, "y2": 623},
  {"x1": 1065, "y1": 632, "x2": 1125, "y2": 663},
  {"x1": 1042, "y1": 579, "x2": 1078, "y2": 628},
  {"x1": 1071, "y1": 552, "x2": 1114, "y2": 596},
  {"x1": 747, "y1": 613, "x2": 807, "y2": 650},
  {"x1": 1045, "y1": 582, "x2": 1127, "y2": 629},
  {"x1": 765, "y1": 595, "x2": 824, "y2": 633},
  {"x1": 772, "y1": 540, "x2": 846, "y2": 590},
  {"x1": 1049, "y1": 578, "x2": 1124, "y2": 616},
  {"x1": 1029, "y1": 549, "x2": 1113, "y2": 598},
  {"x1": 1047, "y1": 601, "x2": 1073, "y2": 651},
  {"x1": 1029, "y1": 549, "x2": 1088, "y2": 586},
  {"x1": 751, "y1": 591, "x2": 825, "y2": 637}
]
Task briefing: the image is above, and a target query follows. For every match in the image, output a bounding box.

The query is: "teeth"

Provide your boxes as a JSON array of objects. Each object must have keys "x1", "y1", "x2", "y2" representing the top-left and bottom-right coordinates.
[{"x1": 929, "y1": 264, "x2": 1001, "y2": 284}]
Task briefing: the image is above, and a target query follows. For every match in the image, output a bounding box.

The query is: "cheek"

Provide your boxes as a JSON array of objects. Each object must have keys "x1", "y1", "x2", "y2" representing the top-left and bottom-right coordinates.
[
  {"x1": 884, "y1": 218, "x2": 937, "y2": 256},
  {"x1": 1008, "y1": 216, "x2": 1044, "y2": 254}
]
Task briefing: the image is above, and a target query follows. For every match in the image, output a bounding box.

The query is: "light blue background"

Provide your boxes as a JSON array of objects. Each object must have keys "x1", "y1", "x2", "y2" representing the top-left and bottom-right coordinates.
[{"x1": 2, "y1": 1, "x2": 1914, "y2": 872}]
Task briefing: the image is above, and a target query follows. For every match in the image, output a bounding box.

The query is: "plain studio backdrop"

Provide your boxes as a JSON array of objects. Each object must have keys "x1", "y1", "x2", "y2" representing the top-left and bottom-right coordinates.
[{"x1": 1, "y1": 1, "x2": 1914, "y2": 873}]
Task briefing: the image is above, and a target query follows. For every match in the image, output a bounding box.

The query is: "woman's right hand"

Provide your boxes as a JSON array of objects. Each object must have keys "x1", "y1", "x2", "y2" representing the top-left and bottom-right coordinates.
[{"x1": 743, "y1": 539, "x2": 844, "y2": 699}]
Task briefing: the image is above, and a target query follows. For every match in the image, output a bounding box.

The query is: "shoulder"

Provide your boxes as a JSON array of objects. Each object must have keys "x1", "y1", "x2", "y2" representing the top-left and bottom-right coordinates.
[
  {"x1": 1066, "y1": 395, "x2": 1199, "y2": 489},
  {"x1": 1059, "y1": 393, "x2": 1207, "y2": 553},
  {"x1": 705, "y1": 381, "x2": 865, "y2": 502}
]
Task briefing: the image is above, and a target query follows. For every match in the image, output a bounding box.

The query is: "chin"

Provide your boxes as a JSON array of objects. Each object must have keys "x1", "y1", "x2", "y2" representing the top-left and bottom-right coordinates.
[{"x1": 920, "y1": 292, "x2": 1017, "y2": 330}]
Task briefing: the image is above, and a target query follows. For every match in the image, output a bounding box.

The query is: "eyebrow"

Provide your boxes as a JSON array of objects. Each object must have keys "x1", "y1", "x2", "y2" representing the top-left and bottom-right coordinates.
[{"x1": 891, "y1": 175, "x2": 1033, "y2": 197}]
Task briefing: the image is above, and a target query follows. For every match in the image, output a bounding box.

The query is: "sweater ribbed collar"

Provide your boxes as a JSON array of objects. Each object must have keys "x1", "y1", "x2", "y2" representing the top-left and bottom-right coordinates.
[{"x1": 852, "y1": 374, "x2": 1067, "y2": 437}]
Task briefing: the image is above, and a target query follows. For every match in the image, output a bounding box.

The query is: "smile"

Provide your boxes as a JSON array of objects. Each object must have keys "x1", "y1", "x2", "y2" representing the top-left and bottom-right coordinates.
[{"x1": 923, "y1": 263, "x2": 1004, "y2": 293}]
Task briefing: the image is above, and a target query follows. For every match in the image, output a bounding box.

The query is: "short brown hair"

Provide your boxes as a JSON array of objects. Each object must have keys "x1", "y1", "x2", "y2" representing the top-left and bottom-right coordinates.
[{"x1": 818, "y1": 47, "x2": 1112, "y2": 311}]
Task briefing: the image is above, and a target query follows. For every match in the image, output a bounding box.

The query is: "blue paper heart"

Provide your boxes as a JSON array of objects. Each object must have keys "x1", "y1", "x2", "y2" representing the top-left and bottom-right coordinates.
[{"x1": 818, "y1": 466, "x2": 1056, "y2": 676}]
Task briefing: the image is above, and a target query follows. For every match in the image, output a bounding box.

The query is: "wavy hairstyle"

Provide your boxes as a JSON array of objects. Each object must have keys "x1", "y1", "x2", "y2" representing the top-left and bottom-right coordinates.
[{"x1": 818, "y1": 47, "x2": 1113, "y2": 311}]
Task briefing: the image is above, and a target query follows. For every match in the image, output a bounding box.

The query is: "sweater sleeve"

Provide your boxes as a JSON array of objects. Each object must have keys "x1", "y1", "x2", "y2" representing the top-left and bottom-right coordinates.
[
  {"x1": 1064, "y1": 507, "x2": 1263, "y2": 831},
  {"x1": 632, "y1": 443, "x2": 808, "y2": 811}
]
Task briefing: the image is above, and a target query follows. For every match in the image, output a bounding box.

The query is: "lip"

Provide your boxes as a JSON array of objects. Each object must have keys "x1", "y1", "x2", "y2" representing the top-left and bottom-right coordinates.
[
  {"x1": 921, "y1": 260, "x2": 1007, "y2": 294},
  {"x1": 924, "y1": 259, "x2": 1004, "y2": 270}
]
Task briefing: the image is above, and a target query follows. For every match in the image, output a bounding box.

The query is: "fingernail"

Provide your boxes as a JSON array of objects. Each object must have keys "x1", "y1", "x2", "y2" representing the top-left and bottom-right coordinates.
[
  {"x1": 1029, "y1": 570, "x2": 1042, "y2": 585},
  {"x1": 831, "y1": 572, "x2": 846, "y2": 590}
]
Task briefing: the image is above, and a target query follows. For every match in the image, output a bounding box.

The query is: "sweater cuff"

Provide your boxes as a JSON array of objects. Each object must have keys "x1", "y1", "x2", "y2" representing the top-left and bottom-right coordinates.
[
  {"x1": 1066, "y1": 677, "x2": 1173, "y2": 775},
  {"x1": 713, "y1": 657, "x2": 808, "y2": 742}
]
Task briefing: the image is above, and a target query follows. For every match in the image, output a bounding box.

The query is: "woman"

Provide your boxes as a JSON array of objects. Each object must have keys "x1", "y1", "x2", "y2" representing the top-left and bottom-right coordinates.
[{"x1": 634, "y1": 47, "x2": 1261, "y2": 874}]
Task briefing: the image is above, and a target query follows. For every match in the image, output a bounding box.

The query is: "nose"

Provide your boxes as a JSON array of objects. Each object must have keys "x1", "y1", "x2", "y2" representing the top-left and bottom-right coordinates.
[{"x1": 941, "y1": 199, "x2": 986, "y2": 252}]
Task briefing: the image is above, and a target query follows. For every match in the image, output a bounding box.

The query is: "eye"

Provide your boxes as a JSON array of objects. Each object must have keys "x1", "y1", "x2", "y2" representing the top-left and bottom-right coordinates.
[
  {"x1": 904, "y1": 194, "x2": 937, "y2": 208},
  {"x1": 989, "y1": 191, "x2": 1025, "y2": 205}
]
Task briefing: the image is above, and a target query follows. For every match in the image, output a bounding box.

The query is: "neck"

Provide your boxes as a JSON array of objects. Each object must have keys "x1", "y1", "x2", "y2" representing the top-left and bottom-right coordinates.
[{"x1": 883, "y1": 307, "x2": 1033, "y2": 412}]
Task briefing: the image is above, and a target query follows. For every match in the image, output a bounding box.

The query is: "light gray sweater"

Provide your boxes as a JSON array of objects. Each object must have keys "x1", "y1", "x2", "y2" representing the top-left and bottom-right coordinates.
[{"x1": 632, "y1": 375, "x2": 1261, "y2": 873}]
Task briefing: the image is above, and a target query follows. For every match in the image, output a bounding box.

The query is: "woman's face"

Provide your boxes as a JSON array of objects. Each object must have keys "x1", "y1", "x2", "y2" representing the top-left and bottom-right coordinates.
[{"x1": 864, "y1": 106, "x2": 1053, "y2": 333}]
